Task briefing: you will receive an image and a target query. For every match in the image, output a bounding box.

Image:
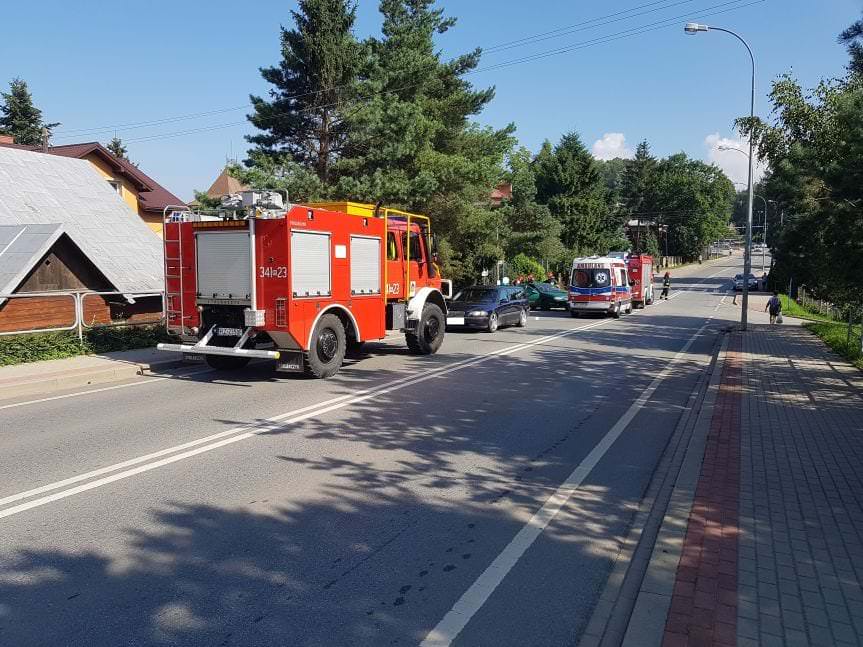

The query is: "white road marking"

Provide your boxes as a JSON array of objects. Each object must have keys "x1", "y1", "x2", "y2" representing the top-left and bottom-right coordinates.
[
  {"x1": 0, "y1": 320, "x2": 613, "y2": 520},
  {"x1": 419, "y1": 322, "x2": 710, "y2": 647},
  {"x1": 0, "y1": 366, "x2": 214, "y2": 412}
]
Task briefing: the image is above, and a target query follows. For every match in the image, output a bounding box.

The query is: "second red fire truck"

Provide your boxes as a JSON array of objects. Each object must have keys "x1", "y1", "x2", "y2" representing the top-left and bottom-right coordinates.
[
  {"x1": 626, "y1": 254, "x2": 655, "y2": 308},
  {"x1": 158, "y1": 193, "x2": 451, "y2": 378}
]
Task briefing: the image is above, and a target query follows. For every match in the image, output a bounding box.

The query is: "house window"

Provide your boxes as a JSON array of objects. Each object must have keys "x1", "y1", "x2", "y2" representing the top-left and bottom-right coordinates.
[{"x1": 107, "y1": 180, "x2": 122, "y2": 195}]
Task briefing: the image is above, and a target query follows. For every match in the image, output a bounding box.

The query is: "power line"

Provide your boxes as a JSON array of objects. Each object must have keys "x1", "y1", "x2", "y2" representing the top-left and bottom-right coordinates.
[
  {"x1": 114, "y1": 0, "x2": 762, "y2": 146},
  {"x1": 483, "y1": 0, "x2": 698, "y2": 53},
  {"x1": 69, "y1": 0, "x2": 766, "y2": 149},
  {"x1": 53, "y1": 0, "x2": 757, "y2": 140}
]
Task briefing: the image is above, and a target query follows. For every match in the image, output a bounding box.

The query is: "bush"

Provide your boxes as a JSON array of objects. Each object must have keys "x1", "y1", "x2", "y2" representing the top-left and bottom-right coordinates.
[
  {"x1": 0, "y1": 325, "x2": 174, "y2": 367},
  {"x1": 508, "y1": 253, "x2": 547, "y2": 282}
]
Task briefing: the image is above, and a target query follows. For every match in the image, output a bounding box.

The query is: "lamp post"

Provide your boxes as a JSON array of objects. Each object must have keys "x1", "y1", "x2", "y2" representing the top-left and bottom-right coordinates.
[{"x1": 687, "y1": 22, "x2": 756, "y2": 330}]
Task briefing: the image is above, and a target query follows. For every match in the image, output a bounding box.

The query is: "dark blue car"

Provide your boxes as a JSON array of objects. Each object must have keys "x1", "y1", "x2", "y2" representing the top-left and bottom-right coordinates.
[{"x1": 445, "y1": 285, "x2": 529, "y2": 332}]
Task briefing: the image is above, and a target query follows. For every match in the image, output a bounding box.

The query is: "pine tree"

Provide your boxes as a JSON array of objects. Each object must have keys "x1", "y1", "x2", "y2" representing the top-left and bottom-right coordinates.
[
  {"x1": 106, "y1": 136, "x2": 129, "y2": 161},
  {"x1": 533, "y1": 133, "x2": 612, "y2": 254},
  {"x1": 0, "y1": 78, "x2": 58, "y2": 146},
  {"x1": 333, "y1": 0, "x2": 514, "y2": 282},
  {"x1": 839, "y1": 12, "x2": 863, "y2": 76},
  {"x1": 621, "y1": 140, "x2": 658, "y2": 252},
  {"x1": 247, "y1": 0, "x2": 359, "y2": 184}
]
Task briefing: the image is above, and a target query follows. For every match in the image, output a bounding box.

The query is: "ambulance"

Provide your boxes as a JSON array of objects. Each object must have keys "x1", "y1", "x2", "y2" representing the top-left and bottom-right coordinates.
[{"x1": 568, "y1": 256, "x2": 633, "y2": 318}]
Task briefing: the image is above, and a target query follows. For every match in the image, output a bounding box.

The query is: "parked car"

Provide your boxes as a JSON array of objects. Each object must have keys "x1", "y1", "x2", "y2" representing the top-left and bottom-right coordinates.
[
  {"x1": 733, "y1": 273, "x2": 759, "y2": 291},
  {"x1": 446, "y1": 285, "x2": 528, "y2": 332},
  {"x1": 524, "y1": 282, "x2": 569, "y2": 310}
]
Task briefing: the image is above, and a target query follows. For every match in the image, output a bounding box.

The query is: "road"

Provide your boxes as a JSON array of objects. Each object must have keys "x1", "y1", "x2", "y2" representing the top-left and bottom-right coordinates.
[{"x1": 0, "y1": 255, "x2": 747, "y2": 647}]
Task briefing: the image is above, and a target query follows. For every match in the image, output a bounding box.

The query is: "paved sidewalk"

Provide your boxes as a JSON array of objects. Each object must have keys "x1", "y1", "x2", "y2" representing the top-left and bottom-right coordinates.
[
  {"x1": 0, "y1": 347, "x2": 185, "y2": 401},
  {"x1": 658, "y1": 324, "x2": 863, "y2": 647},
  {"x1": 736, "y1": 327, "x2": 863, "y2": 647}
]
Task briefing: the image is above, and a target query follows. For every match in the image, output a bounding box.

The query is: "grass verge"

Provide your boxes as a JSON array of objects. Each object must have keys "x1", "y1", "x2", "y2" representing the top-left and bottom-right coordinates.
[
  {"x1": 804, "y1": 321, "x2": 863, "y2": 370},
  {"x1": 0, "y1": 325, "x2": 174, "y2": 367},
  {"x1": 781, "y1": 294, "x2": 836, "y2": 323}
]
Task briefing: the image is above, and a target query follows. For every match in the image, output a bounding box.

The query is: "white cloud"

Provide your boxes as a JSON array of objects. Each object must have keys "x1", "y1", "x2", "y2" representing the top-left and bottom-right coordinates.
[
  {"x1": 704, "y1": 133, "x2": 766, "y2": 187},
  {"x1": 591, "y1": 133, "x2": 634, "y2": 161}
]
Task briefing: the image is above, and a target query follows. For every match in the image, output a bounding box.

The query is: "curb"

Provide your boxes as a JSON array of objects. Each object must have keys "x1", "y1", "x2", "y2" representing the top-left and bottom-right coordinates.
[
  {"x1": 618, "y1": 333, "x2": 732, "y2": 646},
  {"x1": 0, "y1": 358, "x2": 192, "y2": 401},
  {"x1": 577, "y1": 328, "x2": 728, "y2": 647}
]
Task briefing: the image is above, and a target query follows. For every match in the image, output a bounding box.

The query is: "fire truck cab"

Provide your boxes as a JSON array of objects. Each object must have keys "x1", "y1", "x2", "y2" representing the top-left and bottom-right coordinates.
[
  {"x1": 627, "y1": 254, "x2": 655, "y2": 308},
  {"x1": 568, "y1": 256, "x2": 633, "y2": 318},
  {"x1": 157, "y1": 194, "x2": 451, "y2": 378}
]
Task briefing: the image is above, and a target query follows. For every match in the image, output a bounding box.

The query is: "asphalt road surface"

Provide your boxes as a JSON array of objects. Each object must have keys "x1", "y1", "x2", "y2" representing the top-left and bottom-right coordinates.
[{"x1": 0, "y1": 256, "x2": 750, "y2": 647}]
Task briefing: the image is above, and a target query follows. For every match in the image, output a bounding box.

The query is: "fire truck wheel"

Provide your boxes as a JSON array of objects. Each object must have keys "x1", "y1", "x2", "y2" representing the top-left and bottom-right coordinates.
[
  {"x1": 205, "y1": 355, "x2": 251, "y2": 371},
  {"x1": 406, "y1": 303, "x2": 445, "y2": 354},
  {"x1": 306, "y1": 314, "x2": 346, "y2": 378}
]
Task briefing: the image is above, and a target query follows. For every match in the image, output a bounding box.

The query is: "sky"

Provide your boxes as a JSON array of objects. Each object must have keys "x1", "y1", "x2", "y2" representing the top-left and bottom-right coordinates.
[{"x1": 1, "y1": 0, "x2": 860, "y2": 200}]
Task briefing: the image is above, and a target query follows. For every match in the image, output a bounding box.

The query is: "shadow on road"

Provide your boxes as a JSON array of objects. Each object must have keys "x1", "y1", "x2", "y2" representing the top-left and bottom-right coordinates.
[{"x1": 0, "y1": 314, "x2": 723, "y2": 646}]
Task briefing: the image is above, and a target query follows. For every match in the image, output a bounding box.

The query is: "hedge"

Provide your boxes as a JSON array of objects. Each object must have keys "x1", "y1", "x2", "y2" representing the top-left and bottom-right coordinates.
[{"x1": 0, "y1": 325, "x2": 174, "y2": 367}]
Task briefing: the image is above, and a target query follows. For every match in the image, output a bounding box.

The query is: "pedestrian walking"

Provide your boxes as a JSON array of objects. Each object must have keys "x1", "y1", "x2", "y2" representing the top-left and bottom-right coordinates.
[
  {"x1": 660, "y1": 272, "x2": 671, "y2": 300},
  {"x1": 765, "y1": 291, "x2": 782, "y2": 324}
]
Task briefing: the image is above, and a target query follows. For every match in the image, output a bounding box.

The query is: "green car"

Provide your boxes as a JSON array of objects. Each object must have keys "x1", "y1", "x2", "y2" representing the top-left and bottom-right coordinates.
[{"x1": 524, "y1": 282, "x2": 569, "y2": 311}]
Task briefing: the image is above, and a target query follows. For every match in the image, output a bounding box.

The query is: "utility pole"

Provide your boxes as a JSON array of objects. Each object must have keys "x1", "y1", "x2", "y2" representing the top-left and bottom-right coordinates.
[{"x1": 41, "y1": 126, "x2": 49, "y2": 152}]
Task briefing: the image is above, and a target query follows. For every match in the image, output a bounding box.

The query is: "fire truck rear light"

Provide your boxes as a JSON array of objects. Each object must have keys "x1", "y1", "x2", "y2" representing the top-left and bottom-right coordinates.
[{"x1": 244, "y1": 309, "x2": 266, "y2": 327}]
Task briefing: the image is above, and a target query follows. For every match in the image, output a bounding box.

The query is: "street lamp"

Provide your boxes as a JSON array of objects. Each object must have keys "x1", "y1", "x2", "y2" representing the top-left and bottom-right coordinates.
[{"x1": 686, "y1": 22, "x2": 756, "y2": 330}]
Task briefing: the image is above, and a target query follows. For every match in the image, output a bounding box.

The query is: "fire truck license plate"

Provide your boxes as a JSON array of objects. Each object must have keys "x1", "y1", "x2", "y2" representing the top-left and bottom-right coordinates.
[{"x1": 215, "y1": 327, "x2": 244, "y2": 337}]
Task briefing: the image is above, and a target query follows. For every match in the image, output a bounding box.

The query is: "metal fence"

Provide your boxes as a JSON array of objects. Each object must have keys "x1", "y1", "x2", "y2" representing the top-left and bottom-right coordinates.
[
  {"x1": 0, "y1": 291, "x2": 165, "y2": 340},
  {"x1": 797, "y1": 286, "x2": 844, "y2": 321}
]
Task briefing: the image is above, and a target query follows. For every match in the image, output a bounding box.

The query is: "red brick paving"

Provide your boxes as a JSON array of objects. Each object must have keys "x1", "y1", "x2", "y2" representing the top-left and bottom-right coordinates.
[{"x1": 663, "y1": 337, "x2": 742, "y2": 647}]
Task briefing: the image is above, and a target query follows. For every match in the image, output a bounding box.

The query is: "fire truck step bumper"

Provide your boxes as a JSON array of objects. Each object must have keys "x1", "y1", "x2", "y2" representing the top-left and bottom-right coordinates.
[{"x1": 156, "y1": 343, "x2": 280, "y2": 360}]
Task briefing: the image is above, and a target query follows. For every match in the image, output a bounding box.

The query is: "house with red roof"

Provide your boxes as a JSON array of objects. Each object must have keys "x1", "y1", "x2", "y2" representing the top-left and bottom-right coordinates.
[{"x1": 0, "y1": 135, "x2": 184, "y2": 237}]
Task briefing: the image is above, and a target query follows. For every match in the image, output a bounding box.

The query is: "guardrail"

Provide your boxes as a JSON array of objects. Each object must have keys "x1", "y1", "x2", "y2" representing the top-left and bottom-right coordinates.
[{"x1": 0, "y1": 291, "x2": 165, "y2": 340}]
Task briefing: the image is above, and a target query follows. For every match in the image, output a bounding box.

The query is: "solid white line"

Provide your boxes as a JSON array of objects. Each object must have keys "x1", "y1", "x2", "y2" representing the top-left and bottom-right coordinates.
[
  {"x1": 419, "y1": 321, "x2": 710, "y2": 647},
  {"x1": 0, "y1": 367, "x2": 214, "y2": 412},
  {"x1": 0, "y1": 320, "x2": 612, "y2": 520}
]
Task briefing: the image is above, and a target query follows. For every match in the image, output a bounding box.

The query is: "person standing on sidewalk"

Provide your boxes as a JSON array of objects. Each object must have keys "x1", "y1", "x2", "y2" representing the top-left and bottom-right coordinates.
[
  {"x1": 765, "y1": 291, "x2": 782, "y2": 323},
  {"x1": 660, "y1": 272, "x2": 671, "y2": 300}
]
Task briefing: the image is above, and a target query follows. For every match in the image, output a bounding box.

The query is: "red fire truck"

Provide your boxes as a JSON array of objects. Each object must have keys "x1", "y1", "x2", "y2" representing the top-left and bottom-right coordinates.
[
  {"x1": 157, "y1": 193, "x2": 451, "y2": 378},
  {"x1": 626, "y1": 254, "x2": 655, "y2": 308}
]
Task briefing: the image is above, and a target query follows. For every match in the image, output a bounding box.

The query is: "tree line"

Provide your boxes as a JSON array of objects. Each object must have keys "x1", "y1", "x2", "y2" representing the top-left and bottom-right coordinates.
[
  {"x1": 222, "y1": 0, "x2": 735, "y2": 284},
  {"x1": 736, "y1": 11, "x2": 863, "y2": 313},
  {"x1": 2, "y1": 0, "x2": 737, "y2": 286}
]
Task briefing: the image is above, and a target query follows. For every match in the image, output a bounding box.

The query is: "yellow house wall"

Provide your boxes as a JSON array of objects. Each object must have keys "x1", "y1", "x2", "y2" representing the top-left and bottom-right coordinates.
[
  {"x1": 83, "y1": 153, "x2": 141, "y2": 214},
  {"x1": 141, "y1": 215, "x2": 163, "y2": 237},
  {"x1": 81, "y1": 153, "x2": 164, "y2": 238}
]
